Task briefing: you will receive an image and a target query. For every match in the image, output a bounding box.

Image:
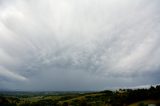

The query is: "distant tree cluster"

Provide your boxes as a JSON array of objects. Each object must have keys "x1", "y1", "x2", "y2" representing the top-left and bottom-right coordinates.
[{"x1": 108, "y1": 85, "x2": 160, "y2": 106}]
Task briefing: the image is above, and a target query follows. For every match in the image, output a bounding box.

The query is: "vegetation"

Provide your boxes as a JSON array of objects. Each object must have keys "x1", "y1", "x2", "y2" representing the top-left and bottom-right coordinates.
[{"x1": 0, "y1": 85, "x2": 160, "y2": 106}]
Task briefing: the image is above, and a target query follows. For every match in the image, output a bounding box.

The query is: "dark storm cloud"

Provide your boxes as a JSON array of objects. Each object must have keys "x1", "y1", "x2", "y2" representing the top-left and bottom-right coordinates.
[{"x1": 0, "y1": 0, "x2": 160, "y2": 90}]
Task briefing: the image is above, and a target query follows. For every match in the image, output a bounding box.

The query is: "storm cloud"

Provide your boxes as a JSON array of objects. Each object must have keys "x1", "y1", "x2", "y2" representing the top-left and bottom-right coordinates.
[{"x1": 0, "y1": 0, "x2": 160, "y2": 91}]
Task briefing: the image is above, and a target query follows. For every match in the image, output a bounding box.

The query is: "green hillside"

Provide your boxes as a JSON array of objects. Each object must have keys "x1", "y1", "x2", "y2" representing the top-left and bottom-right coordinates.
[{"x1": 0, "y1": 85, "x2": 160, "y2": 106}]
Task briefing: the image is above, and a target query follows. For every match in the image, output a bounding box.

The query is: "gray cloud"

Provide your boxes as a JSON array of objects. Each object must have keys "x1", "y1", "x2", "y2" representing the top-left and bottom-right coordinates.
[{"x1": 0, "y1": 0, "x2": 160, "y2": 91}]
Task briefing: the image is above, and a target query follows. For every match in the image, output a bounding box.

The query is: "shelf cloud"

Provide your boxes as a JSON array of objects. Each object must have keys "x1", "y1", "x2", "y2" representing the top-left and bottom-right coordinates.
[{"x1": 0, "y1": 0, "x2": 160, "y2": 91}]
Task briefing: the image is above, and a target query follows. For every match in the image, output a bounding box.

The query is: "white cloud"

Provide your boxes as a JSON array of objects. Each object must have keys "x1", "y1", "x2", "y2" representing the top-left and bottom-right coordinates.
[
  {"x1": 0, "y1": 66, "x2": 27, "y2": 81},
  {"x1": 0, "y1": 0, "x2": 160, "y2": 90}
]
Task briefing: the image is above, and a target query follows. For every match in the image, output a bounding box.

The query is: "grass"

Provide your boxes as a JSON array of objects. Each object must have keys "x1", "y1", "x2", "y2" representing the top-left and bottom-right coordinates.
[
  {"x1": 129, "y1": 99, "x2": 160, "y2": 106},
  {"x1": 58, "y1": 93, "x2": 104, "y2": 104}
]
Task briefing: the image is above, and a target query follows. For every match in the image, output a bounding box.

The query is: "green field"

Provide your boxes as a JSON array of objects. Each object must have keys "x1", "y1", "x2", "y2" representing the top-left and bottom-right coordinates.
[
  {"x1": 0, "y1": 85, "x2": 160, "y2": 106},
  {"x1": 129, "y1": 100, "x2": 160, "y2": 106}
]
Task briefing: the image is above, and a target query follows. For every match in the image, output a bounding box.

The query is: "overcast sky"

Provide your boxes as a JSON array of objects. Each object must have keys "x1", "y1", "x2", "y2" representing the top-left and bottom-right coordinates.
[{"x1": 0, "y1": 0, "x2": 160, "y2": 91}]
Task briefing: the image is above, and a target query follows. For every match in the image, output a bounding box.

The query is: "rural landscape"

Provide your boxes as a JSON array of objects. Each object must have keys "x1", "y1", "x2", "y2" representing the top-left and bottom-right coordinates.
[
  {"x1": 1, "y1": 0, "x2": 160, "y2": 106},
  {"x1": 0, "y1": 85, "x2": 160, "y2": 106}
]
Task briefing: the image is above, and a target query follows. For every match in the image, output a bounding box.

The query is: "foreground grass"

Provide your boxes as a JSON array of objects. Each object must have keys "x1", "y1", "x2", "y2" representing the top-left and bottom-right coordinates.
[{"x1": 129, "y1": 99, "x2": 160, "y2": 106}]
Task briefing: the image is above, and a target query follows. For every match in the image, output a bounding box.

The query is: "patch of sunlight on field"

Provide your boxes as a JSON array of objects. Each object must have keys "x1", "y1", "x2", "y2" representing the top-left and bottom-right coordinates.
[{"x1": 20, "y1": 95, "x2": 62, "y2": 102}]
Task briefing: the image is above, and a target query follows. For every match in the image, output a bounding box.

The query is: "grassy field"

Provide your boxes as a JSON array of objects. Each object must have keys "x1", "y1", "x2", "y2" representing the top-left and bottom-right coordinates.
[
  {"x1": 129, "y1": 100, "x2": 160, "y2": 106},
  {"x1": 0, "y1": 85, "x2": 160, "y2": 106}
]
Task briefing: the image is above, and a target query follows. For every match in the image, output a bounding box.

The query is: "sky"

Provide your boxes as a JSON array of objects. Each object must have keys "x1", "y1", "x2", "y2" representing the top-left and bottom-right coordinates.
[{"x1": 0, "y1": 0, "x2": 160, "y2": 91}]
